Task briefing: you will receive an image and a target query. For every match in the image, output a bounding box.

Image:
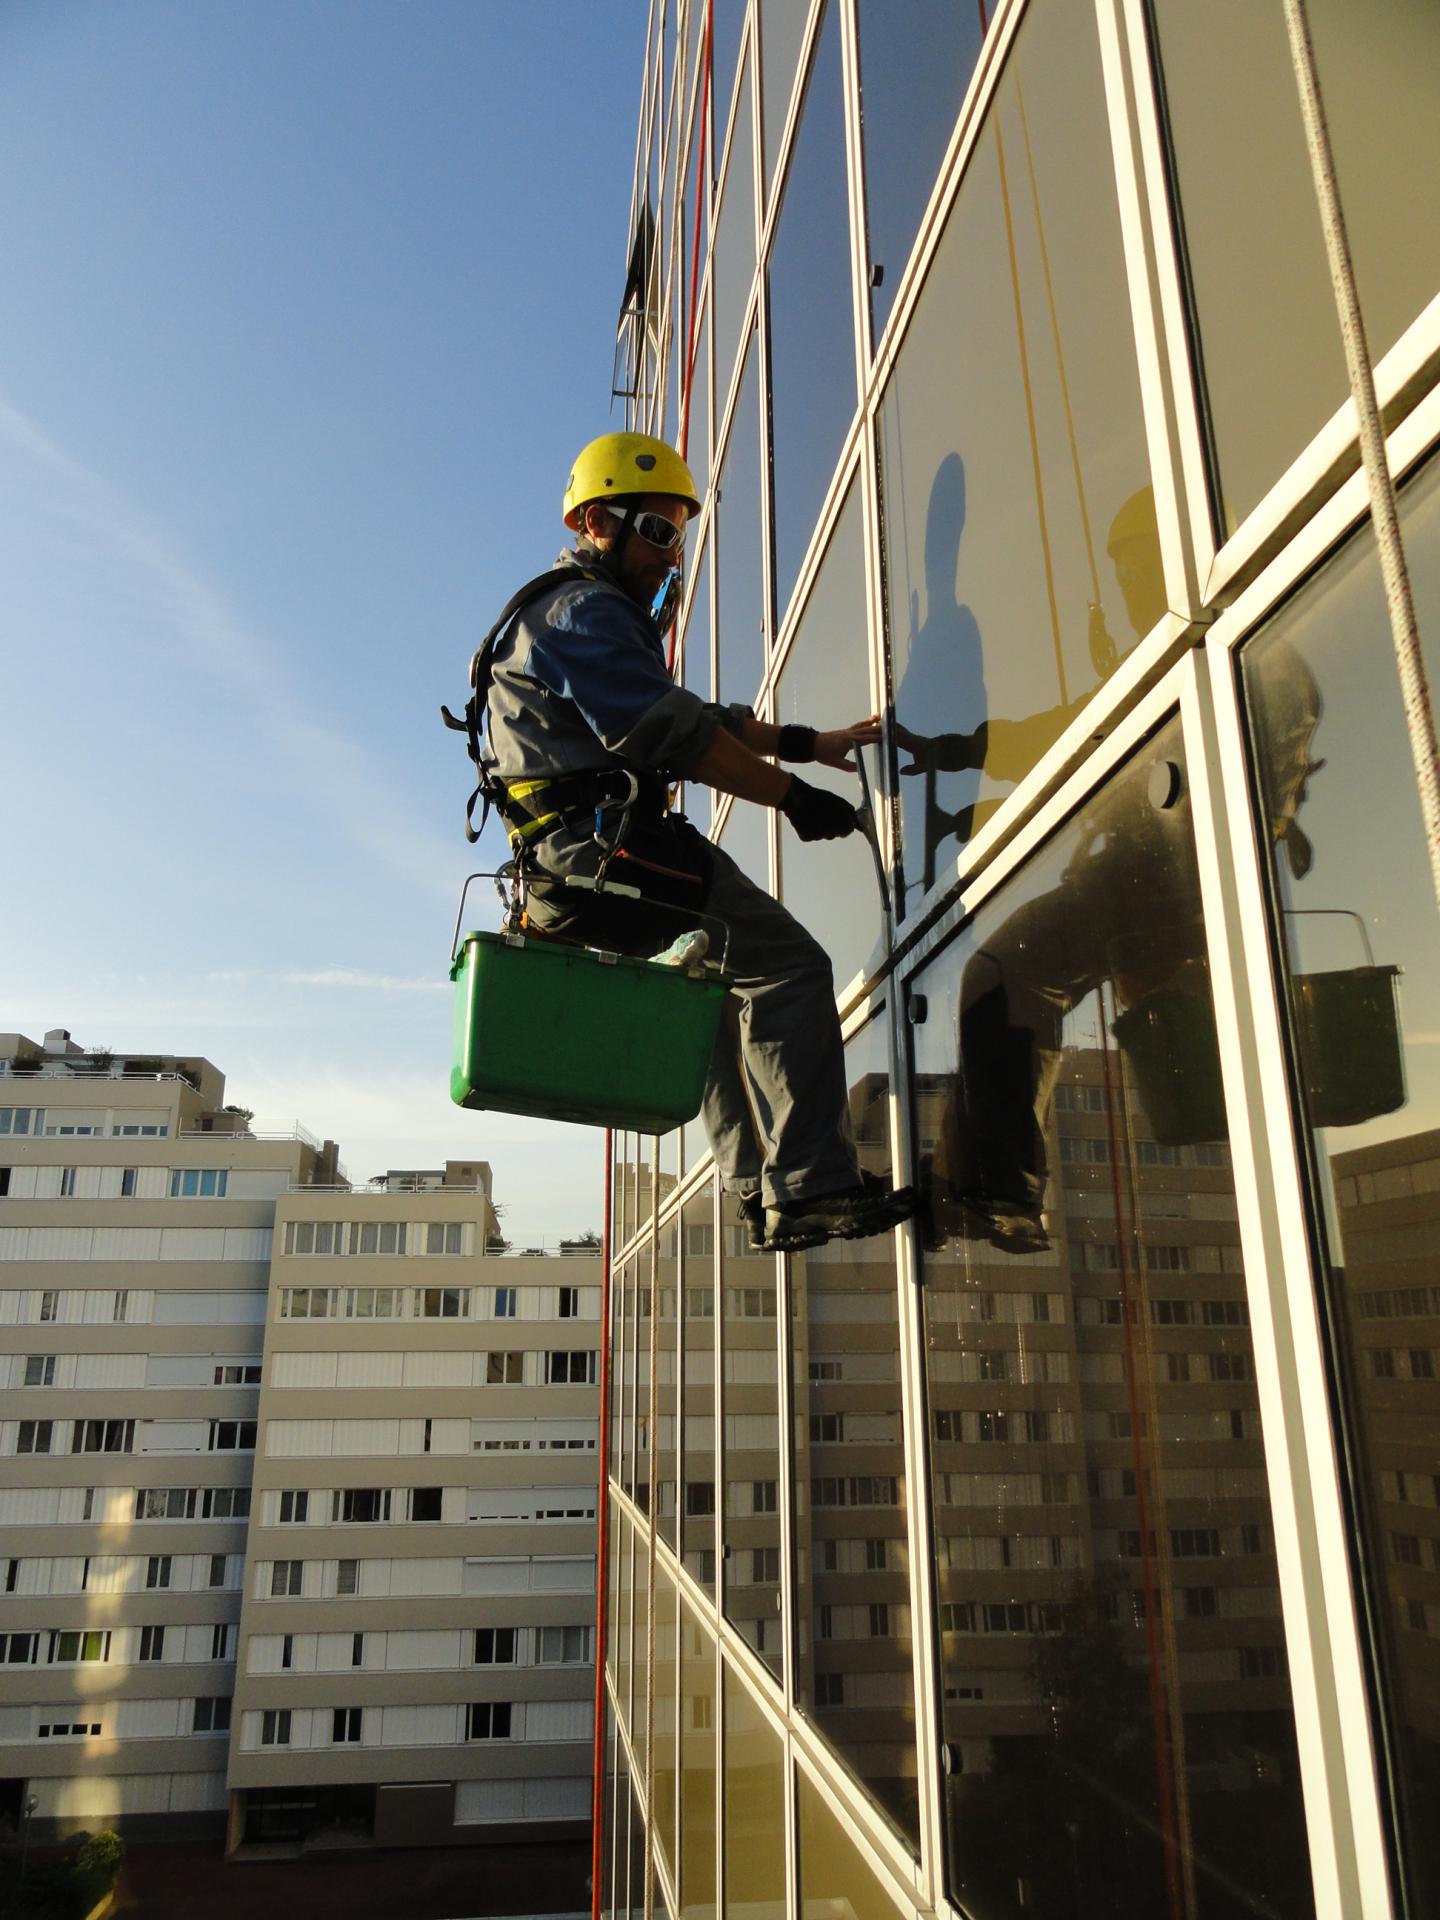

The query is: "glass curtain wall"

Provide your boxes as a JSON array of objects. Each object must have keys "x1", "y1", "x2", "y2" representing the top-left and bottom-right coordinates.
[{"x1": 604, "y1": 4, "x2": 1440, "y2": 1919}]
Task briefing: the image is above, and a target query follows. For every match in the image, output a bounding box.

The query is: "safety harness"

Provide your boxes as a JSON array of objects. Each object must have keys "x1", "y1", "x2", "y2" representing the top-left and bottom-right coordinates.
[{"x1": 441, "y1": 564, "x2": 669, "y2": 873}]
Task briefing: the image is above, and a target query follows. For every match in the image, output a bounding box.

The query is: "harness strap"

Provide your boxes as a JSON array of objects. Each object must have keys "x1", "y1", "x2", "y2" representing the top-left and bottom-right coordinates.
[{"x1": 440, "y1": 565, "x2": 601, "y2": 845}]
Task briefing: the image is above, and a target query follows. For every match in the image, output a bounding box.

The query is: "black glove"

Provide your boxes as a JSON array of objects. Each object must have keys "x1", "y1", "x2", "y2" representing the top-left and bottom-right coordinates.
[{"x1": 781, "y1": 775, "x2": 858, "y2": 842}]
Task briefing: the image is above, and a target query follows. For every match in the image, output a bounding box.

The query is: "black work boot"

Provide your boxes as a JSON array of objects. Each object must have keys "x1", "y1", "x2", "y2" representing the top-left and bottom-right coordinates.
[
  {"x1": 736, "y1": 1191, "x2": 766, "y2": 1252},
  {"x1": 760, "y1": 1172, "x2": 919, "y2": 1254}
]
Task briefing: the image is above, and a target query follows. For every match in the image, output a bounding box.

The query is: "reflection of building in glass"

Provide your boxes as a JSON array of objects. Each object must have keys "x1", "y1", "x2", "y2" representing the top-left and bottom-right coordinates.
[{"x1": 599, "y1": 5, "x2": 1440, "y2": 1920}]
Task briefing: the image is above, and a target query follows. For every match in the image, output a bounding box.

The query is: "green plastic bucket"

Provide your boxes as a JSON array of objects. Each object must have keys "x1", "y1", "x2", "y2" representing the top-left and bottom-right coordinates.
[
  {"x1": 449, "y1": 930, "x2": 733, "y2": 1134},
  {"x1": 1112, "y1": 964, "x2": 1405, "y2": 1145}
]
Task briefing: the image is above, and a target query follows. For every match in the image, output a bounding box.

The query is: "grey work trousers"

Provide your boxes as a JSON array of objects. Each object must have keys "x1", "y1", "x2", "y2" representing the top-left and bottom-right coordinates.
[
  {"x1": 697, "y1": 841, "x2": 859, "y2": 1208},
  {"x1": 526, "y1": 816, "x2": 859, "y2": 1207}
]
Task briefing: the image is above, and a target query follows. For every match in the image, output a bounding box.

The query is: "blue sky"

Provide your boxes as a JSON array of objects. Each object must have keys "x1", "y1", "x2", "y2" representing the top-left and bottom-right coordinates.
[{"x1": 1, "y1": 0, "x2": 652, "y2": 1243}]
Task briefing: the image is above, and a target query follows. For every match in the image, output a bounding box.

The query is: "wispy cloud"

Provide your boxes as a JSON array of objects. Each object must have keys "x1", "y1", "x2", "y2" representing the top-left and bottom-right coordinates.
[
  {"x1": 0, "y1": 392, "x2": 459, "y2": 899},
  {"x1": 281, "y1": 968, "x2": 447, "y2": 994}
]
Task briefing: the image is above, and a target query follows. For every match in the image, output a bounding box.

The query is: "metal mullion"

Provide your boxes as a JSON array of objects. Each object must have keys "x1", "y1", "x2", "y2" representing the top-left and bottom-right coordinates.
[
  {"x1": 1096, "y1": 0, "x2": 1210, "y2": 622},
  {"x1": 836, "y1": 0, "x2": 872, "y2": 393},
  {"x1": 1190, "y1": 633, "x2": 1395, "y2": 1920},
  {"x1": 884, "y1": 982, "x2": 945, "y2": 1910}
]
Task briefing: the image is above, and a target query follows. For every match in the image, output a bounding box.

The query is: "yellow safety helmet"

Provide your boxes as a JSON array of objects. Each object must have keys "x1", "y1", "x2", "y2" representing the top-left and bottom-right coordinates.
[{"x1": 562, "y1": 431, "x2": 701, "y2": 529}]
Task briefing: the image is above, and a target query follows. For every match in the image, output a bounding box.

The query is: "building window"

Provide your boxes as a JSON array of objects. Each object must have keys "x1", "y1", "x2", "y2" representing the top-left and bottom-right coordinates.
[
  {"x1": 0, "y1": 1632, "x2": 39, "y2": 1664},
  {"x1": 139, "y1": 1625, "x2": 166, "y2": 1662},
  {"x1": 351, "y1": 1631, "x2": 364, "y2": 1668},
  {"x1": 486, "y1": 1351, "x2": 523, "y2": 1385},
  {"x1": 334, "y1": 1488, "x2": 389, "y2": 1524},
  {"x1": 208, "y1": 1421, "x2": 256, "y2": 1451},
  {"x1": 72, "y1": 1413, "x2": 135, "y2": 1451},
  {"x1": 285, "y1": 1220, "x2": 346, "y2": 1256},
  {"x1": 493, "y1": 1287, "x2": 517, "y2": 1319},
  {"x1": 353, "y1": 1221, "x2": 404, "y2": 1255},
  {"x1": 136, "y1": 1487, "x2": 196, "y2": 1520},
  {"x1": 17, "y1": 1421, "x2": 52, "y2": 1455},
  {"x1": 49, "y1": 1630, "x2": 109, "y2": 1664},
  {"x1": 38, "y1": 1289, "x2": 59, "y2": 1323},
  {"x1": 211, "y1": 1624, "x2": 232, "y2": 1660},
  {"x1": 279, "y1": 1490, "x2": 309, "y2": 1524},
  {"x1": 752, "y1": 1480, "x2": 777, "y2": 1514},
  {"x1": 202, "y1": 1487, "x2": 250, "y2": 1519},
  {"x1": 193, "y1": 1696, "x2": 231, "y2": 1733},
  {"x1": 0, "y1": 1107, "x2": 43, "y2": 1135},
  {"x1": 410, "y1": 1488, "x2": 443, "y2": 1522},
  {"x1": 271, "y1": 1560, "x2": 303, "y2": 1597},
  {"x1": 120, "y1": 1169, "x2": 137, "y2": 1198},
  {"x1": 336, "y1": 1559, "x2": 359, "y2": 1596},
  {"x1": 474, "y1": 1627, "x2": 517, "y2": 1665},
  {"x1": 260, "y1": 1709, "x2": 292, "y2": 1747},
  {"x1": 59, "y1": 1167, "x2": 77, "y2": 1197},
  {"x1": 466, "y1": 1701, "x2": 513, "y2": 1741},
  {"x1": 208, "y1": 1554, "x2": 228, "y2": 1588},
  {"x1": 280, "y1": 1634, "x2": 293, "y2": 1670},
  {"x1": 145, "y1": 1556, "x2": 173, "y2": 1589},
  {"x1": 537, "y1": 1625, "x2": 591, "y2": 1665},
  {"x1": 0, "y1": 1167, "x2": 9, "y2": 1196},
  {"x1": 332, "y1": 1707, "x2": 362, "y2": 1744},
  {"x1": 170, "y1": 1169, "x2": 229, "y2": 1197},
  {"x1": 426, "y1": 1222, "x2": 465, "y2": 1256},
  {"x1": 685, "y1": 1482, "x2": 716, "y2": 1517},
  {"x1": 419, "y1": 1284, "x2": 469, "y2": 1317},
  {"x1": 815, "y1": 1673, "x2": 845, "y2": 1708},
  {"x1": 213, "y1": 1362, "x2": 262, "y2": 1385},
  {"x1": 545, "y1": 1350, "x2": 597, "y2": 1385},
  {"x1": 22, "y1": 1355, "x2": 56, "y2": 1387},
  {"x1": 558, "y1": 1286, "x2": 579, "y2": 1319}
]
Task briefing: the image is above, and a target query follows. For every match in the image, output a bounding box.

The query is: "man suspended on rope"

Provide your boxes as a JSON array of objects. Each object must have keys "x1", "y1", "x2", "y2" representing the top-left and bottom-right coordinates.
[{"x1": 471, "y1": 430, "x2": 917, "y2": 1253}]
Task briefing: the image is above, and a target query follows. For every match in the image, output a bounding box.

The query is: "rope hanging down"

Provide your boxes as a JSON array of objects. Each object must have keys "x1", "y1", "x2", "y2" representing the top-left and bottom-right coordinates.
[{"x1": 1281, "y1": 0, "x2": 1440, "y2": 910}]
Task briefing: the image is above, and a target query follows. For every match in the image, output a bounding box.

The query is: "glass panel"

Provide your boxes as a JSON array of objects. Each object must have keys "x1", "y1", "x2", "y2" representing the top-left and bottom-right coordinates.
[
  {"x1": 611, "y1": 1257, "x2": 627, "y2": 1490},
  {"x1": 622, "y1": 1261, "x2": 637, "y2": 1504},
  {"x1": 791, "y1": 1015, "x2": 917, "y2": 1848},
  {"x1": 610, "y1": 1733, "x2": 630, "y2": 1920},
  {"x1": 615, "y1": 1510, "x2": 632, "y2": 1741},
  {"x1": 619, "y1": 1133, "x2": 635, "y2": 1248},
  {"x1": 683, "y1": 1181, "x2": 719, "y2": 1596},
  {"x1": 712, "y1": 54, "x2": 756, "y2": 403},
  {"x1": 633, "y1": 1535, "x2": 650, "y2": 1788},
  {"x1": 881, "y1": 0, "x2": 1159, "y2": 920},
  {"x1": 722, "y1": 1668, "x2": 787, "y2": 1920},
  {"x1": 639, "y1": 1134, "x2": 656, "y2": 1232},
  {"x1": 856, "y1": 0, "x2": 986, "y2": 342},
  {"x1": 1241, "y1": 453, "x2": 1440, "y2": 1914},
  {"x1": 715, "y1": 333, "x2": 766, "y2": 709},
  {"x1": 796, "y1": 1764, "x2": 900, "y2": 1920},
  {"x1": 722, "y1": 1188, "x2": 783, "y2": 1683},
  {"x1": 659, "y1": 1212, "x2": 680, "y2": 1551},
  {"x1": 708, "y1": 0, "x2": 748, "y2": 174},
  {"x1": 1152, "y1": 2, "x2": 1440, "y2": 542},
  {"x1": 627, "y1": 1770, "x2": 646, "y2": 1920},
  {"x1": 1148, "y1": 0, "x2": 1342, "y2": 539},
  {"x1": 680, "y1": 1605, "x2": 717, "y2": 1920},
  {"x1": 655, "y1": 1568, "x2": 680, "y2": 1879},
  {"x1": 608, "y1": 1493, "x2": 624, "y2": 1691},
  {"x1": 682, "y1": 293, "x2": 712, "y2": 505},
  {"x1": 682, "y1": 541, "x2": 715, "y2": 836},
  {"x1": 759, "y1": 0, "x2": 808, "y2": 197},
  {"x1": 767, "y1": 0, "x2": 855, "y2": 625},
  {"x1": 637, "y1": 1245, "x2": 654, "y2": 1517},
  {"x1": 913, "y1": 714, "x2": 1314, "y2": 1918},
  {"x1": 775, "y1": 483, "x2": 884, "y2": 992}
]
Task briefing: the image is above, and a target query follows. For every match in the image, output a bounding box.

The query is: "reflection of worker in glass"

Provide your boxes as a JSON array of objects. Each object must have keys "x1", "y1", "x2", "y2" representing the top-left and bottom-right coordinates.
[
  {"x1": 895, "y1": 485, "x2": 1166, "y2": 897},
  {"x1": 929, "y1": 646, "x2": 1323, "y2": 1252}
]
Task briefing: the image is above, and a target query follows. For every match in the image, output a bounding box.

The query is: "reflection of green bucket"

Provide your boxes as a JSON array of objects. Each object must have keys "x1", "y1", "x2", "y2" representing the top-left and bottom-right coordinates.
[
  {"x1": 1112, "y1": 992, "x2": 1224, "y2": 1146},
  {"x1": 1113, "y1": 965, "x2": 1406, "y2": 1144},
  {"x1": 1291, "y1": 965, "x2": 1405, "y2": 1127}
]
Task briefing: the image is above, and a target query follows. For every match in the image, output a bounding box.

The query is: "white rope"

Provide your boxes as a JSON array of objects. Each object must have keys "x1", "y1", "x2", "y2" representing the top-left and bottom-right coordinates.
[{"x1": 1281, "y1": 0, "x2": 1440, "y2": 910}]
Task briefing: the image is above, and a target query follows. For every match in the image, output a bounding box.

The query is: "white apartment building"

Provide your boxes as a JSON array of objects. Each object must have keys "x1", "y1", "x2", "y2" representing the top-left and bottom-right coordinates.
[
  {"x1": 226, "y1": 1178, "x2": 601, "y2": 1852},
  {"x1": 0, "y1": 1028, "x2": 335, "y2": 1841},
  {"x1": 0, "y1": 1030, "x2": 601, "y2": 1856}
]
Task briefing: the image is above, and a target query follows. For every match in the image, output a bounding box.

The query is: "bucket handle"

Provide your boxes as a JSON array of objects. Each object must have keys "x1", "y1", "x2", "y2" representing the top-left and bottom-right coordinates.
[
  {"x1": 450, "y1": 866, "x2": 734, "y2": 974},
  {"x1": 1283, "y1": 907, "x2": 1376, "y2": 970}
]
